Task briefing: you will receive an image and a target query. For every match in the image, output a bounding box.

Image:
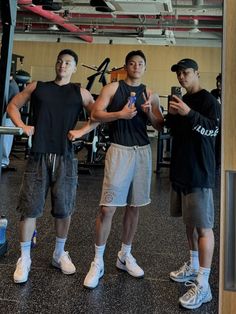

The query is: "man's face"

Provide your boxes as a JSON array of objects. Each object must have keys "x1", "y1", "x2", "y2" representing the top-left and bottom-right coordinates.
[
  {"x1": 124, "y1": 55, "x2": 146, "y2": 79},
  {"x1": 176, "y1": 68, "x2": 199, "y2": 89},
  {"x1": 55, "y1": 54, "x2": 77, "y2": 79}
]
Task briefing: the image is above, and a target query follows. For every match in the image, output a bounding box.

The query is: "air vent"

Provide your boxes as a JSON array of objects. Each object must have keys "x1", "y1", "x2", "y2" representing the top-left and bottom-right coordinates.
[{"x1": 106, "y1": 0, "x2": 173, "y2": 14}]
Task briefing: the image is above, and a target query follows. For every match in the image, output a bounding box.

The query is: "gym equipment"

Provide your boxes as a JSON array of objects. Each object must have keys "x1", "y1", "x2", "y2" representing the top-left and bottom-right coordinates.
[
  {"x1": 0, "y1": 216, "x2": 8, "y2": 257},
  {"x1": 75, "y1": 58, "x2": 113, "y2": 171},
  {"x1": 0, "y1": 126, "x2": 23, "y2": 135},
  {"x1": 0, "y1": 126, "x2": 24, "y2": 256},
  {"x1": 74, "y1": 125, "x2": 110, "y2": 173},
  {"x1": 155, "y1": 97, "x2": 171, "y2": 174}
]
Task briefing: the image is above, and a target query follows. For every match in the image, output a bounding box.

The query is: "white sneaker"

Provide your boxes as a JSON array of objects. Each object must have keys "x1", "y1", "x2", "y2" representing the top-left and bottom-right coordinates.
[
  {"x1": 170, "y1": 261, "x2": 198, "y2": 283},
  {"x1": 116, "y1": 251, "x2": 144, "y2": 278},
  {"x1": 13, "y1": 257, "x2": 31, "y2": 284},
  {"x1": 52, "y1": 251, "x2": 76, "y2": 275},
  {"x1": 83, "y1": 261, "x2": 104, "y2": 289},
  {"x1": 179, "y1": 281, "x2": 212, "y2": 309}
]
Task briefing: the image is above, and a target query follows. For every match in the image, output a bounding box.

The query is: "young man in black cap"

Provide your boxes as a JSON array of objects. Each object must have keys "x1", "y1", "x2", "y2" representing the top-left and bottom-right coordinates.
[{"x1": 165, "y1": 58, "x2": 220, "y2": 309}]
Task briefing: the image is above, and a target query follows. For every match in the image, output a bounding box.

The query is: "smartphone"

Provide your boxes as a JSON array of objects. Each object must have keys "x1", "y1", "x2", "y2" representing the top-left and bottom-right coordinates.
[{"x1": 171, "y1": 86, "x2": 182, "y2": 100}]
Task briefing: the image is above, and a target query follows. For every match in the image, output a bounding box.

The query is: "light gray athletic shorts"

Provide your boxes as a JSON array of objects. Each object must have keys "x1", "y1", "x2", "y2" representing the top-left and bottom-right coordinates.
[
  {"x1": 100, "y1": 143, "x2": 152, "y2": 207},
  {"x1": 170, "y1": 185, "x2": 214, "y2": 228}
]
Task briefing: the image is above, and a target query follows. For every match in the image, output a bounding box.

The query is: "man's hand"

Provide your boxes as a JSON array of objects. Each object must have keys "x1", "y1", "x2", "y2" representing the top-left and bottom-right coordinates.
[
  {"x1": 68, "y1": 129, "x2": 84, "y2": 141},
  {"x1": 23, "y1": 125, "x2": 34, "y2": 137},
  {"x1": 141, "y1": 92, "x2": 152, "y2": 114},
  {"x1": 120, "y1": 101, "x2": 137, "y2": 119},
  {"x1": 169, "y1": 95, "x2": 190, "y2": 116}
]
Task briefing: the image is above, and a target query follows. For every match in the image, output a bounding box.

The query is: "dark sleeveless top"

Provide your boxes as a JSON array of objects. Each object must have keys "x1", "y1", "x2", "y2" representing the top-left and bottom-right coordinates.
[
  {"x1": 30, "y1": 81, "x2": 83, "y2": 154},
  {"x1": 107, "y1": 80, "x2": 150, "y2": 146}
]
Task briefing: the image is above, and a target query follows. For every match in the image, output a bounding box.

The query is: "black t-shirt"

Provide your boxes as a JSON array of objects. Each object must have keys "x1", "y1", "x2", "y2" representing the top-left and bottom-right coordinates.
[
  {"x1": 107, "y1": 80, "x2": 150, "y2": 146},
  {"x1": 30, "y1": 81, "x2": 83, "y2": 154}
]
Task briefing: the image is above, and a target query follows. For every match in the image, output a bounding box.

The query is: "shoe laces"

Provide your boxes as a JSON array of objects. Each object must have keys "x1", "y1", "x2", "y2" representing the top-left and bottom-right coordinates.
[
  {"x1": 90, "y1": 262, "x2": 102, "y2": 275},
  {"x1": 125, "y1": 253, "x2": 136, "y2": 265},
  {"x1": 180, "y1": 261, "x2": 191, "y2": 272},
  {"x1": 184, "y1": 281, "x2": 202, "y2": 298},
  {"x1": 16, "y1": 258, "x2": 30, "y2": 271},
  {"x1": 60, "y1": 251, "x2": 71, "y2": 262}
]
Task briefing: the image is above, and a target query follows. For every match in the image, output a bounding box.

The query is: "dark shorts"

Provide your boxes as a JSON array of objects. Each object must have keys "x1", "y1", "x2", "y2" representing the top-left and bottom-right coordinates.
[
  {"x1": 17, "y1": 152, "x2": 78, "y2": 219},
  {"x1": 170, "y1": 185, "x2": 215, "y2": 228}
]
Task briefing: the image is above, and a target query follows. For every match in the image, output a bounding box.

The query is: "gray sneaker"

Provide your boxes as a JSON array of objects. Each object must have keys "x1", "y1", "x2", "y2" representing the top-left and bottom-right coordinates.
[
  {"x1": 179, "y1": 281, "x2": 212, "y2": 309},
  {"x1": 170, "y1": 261, "x2": 198, "y2": 282}
]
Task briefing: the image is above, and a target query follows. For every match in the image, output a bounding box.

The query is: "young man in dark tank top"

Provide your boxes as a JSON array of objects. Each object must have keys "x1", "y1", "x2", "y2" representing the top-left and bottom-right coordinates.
[
  {"x1": 83, "y1": 50, "x2": 164, "y2": 289},
  {"x1": 7, "y1": 49, "x2": 97, "y2": 283}
]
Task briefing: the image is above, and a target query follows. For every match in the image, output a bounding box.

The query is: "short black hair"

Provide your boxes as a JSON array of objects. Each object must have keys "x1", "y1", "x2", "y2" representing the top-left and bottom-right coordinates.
[
  {"x1": 57, "y1": 49, "x2": 78, "y2": 65},
  {"x1": 125, "y1": 50, "x2": 146, "y2": 65}
]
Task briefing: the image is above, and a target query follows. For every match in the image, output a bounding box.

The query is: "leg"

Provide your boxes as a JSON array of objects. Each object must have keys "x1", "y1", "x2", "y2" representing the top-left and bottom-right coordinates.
[
  {"x1": 170, "y1": 224, "x2": 199, "y2": 283},
  {"x1": 95, "y1": 205, "x2": 116, "y2": 245},
  {"x1": 121, "y1": 205, "x2": 139, "y2": 245},
  {"x1": 19, "y1": 217, "x2": 36, "y2": 242},
  {"x1": 179, "y1": 228, "x2": 214, "y2": 310},
  {"x1": 13, "y1": 217, "x2": 36, "y2": 284},
  {"x1": 52, "y1": 215, "x2": 76, "y2": 275},
  {"x1": 55, "y1": 215, "x2": 71, "y2": 238},
  {"x1": 197, "y1": 227, "x2": 214, "y2": 268},
  {"x1": 116, "y1": 205, "x2": 144, "y2": 278},
  {"x1": 186, "y1": 225, "x2": 198, "y2": 251},
  {"x1": 84, "y1": 206, "x2": 116, "y2": 289}
]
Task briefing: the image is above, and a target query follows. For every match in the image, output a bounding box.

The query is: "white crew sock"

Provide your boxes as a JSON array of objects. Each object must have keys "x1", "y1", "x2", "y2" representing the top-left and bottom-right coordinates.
[
  {"x1": 120, "y1": 243, "x2": 131, "y2": 257},
  {"x1": 54, "y1": 237, "x2": 66, "y2": 260},
  {"x1": 190, "y1": 250, "x2": 199, "y2": 272},
  {"x1": 20, "y1": 241, "x2": 31, "y2": 260},
  {"x1": 197, "y1": 266, "x2": 211, "y2": 290},
  {"x1": 94, "y1": 244, "x2": 106, "y2": 267}
]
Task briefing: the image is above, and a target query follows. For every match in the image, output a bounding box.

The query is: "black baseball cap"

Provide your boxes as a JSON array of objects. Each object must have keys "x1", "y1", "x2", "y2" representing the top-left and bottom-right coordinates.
[{"x1": 171, "y1": 58, "x2": 198, "y2": 72}]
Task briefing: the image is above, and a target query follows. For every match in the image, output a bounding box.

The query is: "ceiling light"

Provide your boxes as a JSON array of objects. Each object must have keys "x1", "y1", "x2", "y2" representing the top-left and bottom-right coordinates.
[
  {"x1": 189, "y1": 28, "x2": 201, "y2": 34},
  {"x1": 48, "y1": 24, "x2": 59, "y2": 31}
]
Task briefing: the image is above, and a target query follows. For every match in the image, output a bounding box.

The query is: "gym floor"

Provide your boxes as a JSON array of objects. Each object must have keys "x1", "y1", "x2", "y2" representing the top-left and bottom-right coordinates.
[{"x1": 0, "y1": 138, "x2": 220, "y2": 314}]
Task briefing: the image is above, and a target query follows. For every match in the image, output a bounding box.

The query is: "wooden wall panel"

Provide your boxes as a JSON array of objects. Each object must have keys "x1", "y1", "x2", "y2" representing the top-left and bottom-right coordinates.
[
  {"x1": 12, "y1": 41, "x2": 221, "y2": 100},
  {"x1": 219, "y1": 0, "x2": 236, "y2": 313}
]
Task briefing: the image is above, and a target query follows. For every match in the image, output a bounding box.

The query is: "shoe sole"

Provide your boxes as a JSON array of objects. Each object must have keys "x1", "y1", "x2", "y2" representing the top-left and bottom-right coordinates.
[
  {"x1": 179, "y1": 294, "x2": 213, "y2": 310},
  {"x1": 14, "y1": 270, "x2": 30, "y2": 284},
  {"x1": 52, "y1": 259, "x2": 76, "y2": 275},
  {"x1": 83, "y1": 269, "x2": 104, "y2": 289},
  {"x1": 14, "y1": 277, "x2": 29, "y2": 284},
  {"x1": 116, "y1": 260, "x2": 144, "y2": 278}
]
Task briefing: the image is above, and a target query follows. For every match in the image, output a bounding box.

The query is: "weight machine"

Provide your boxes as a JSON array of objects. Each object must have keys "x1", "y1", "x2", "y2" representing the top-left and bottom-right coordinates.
[{"x1": 74, "y1": 58, "x2": 114, "y2": 172}]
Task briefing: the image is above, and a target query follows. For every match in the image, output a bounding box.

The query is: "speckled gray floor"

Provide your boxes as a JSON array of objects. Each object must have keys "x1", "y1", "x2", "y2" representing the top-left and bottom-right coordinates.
[{"x1": 0, "y1": 138, "x2": 220, "y2": 314}]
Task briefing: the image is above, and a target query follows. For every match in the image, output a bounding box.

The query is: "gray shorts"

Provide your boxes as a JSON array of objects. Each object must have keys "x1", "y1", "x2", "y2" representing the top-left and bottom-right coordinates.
[
  {"x1": 100, "y1": 143, "x2": 152, "y2": 207},
  {"x1": 17, "y1": 152, "x2": 78, "y2": 219},
  {"x1": 170, "y1": 185, "x2": 214, "y2": 228}
]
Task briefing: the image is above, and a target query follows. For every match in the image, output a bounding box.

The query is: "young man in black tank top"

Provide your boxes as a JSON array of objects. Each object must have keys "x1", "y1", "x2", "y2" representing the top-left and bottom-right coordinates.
[
  {"x1": 7, "y1": 49, "x2": 97, "y2": 284},
  {"x1": 84, "y1": 50, "x2": 164, "y2": 289}
]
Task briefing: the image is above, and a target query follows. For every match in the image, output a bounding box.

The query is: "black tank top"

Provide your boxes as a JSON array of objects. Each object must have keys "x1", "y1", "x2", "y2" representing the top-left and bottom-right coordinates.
[
  {"x1": 30, "y1": 81, "x2": 83, "y2": 154},
  {"x1": 107, "y1": 80, "x2": 150, "y2": 146}
]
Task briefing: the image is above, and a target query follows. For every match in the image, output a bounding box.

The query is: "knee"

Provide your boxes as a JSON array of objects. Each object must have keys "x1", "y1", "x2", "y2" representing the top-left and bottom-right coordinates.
[
  {"x1": 99, "y1": 206, "x2": 116, "y2": 220},
  {"x1": 197, "y1": 228, "x2": 213, "y2": 238},
  {"x1": 126, "y1": 206, "x2": 139, "y2": 217}
]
